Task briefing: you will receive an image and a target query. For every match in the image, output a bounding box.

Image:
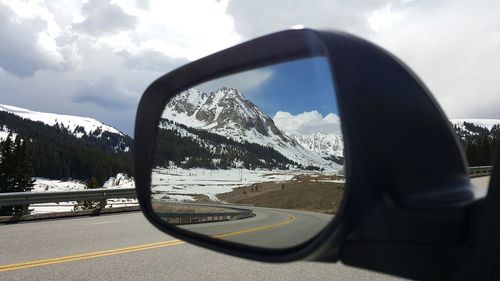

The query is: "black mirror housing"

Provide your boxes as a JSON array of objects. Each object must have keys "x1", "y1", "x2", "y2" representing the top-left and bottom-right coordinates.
[{"x1": 135, "y1": 28, "x2": 476, "y2": 279}]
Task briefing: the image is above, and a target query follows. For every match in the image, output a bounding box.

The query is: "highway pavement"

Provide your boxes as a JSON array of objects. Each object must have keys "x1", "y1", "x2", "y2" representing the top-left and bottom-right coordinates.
[
  {"x1": 2, "y1": 177, "x2": 490, "y2": 280},
  {"x1": 178, "y1": 207, "x2": 333, "y2": 248},
  {"x1": 0, "y1": 209, "x2": 402, "y2": 280}
]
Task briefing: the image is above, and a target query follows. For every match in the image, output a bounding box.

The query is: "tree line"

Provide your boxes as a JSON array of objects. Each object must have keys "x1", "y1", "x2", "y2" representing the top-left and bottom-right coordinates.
[
  {"x1": 0, "y1": 111, "x2": 133, "y2": 184},
  {"x1": 0, "y1": 133, "x2": 35, "y2": 215},
  {"x1": 453, "y1": 122, "x2": 500, "y2": 166},
  {"x1": 154, "y1": 119, "x2": 300, "y2": 170}
]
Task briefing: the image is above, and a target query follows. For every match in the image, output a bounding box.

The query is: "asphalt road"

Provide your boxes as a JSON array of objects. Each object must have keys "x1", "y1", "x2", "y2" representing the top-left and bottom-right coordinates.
[
  {"x1": 2, "y1": 177, "x2": 490, "y2": 281},
  {"x1": 0, "y1": 209, "x2": 402, "y2": 280},
  {"x1": 178, "y1": 206, "x2": 333, "y2": 249}
]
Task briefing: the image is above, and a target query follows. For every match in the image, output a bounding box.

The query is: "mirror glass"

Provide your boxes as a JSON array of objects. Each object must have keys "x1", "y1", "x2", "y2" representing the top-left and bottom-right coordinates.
[{"x1": 151, "y1": 56, "x2": 345, "y2": 249}]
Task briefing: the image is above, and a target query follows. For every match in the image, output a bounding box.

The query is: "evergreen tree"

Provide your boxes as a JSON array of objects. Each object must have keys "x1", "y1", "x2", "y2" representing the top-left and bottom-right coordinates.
[
  {"x1": 0, "y1": 133, "x2": 14, "y2": 192},
  {"x1": 0, "y1": 134, "x2": 35, "y2": 215}
]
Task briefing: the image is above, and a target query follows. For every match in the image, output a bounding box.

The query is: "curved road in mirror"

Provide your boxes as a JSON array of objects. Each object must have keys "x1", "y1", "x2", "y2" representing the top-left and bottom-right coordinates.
[{"x1": 178, "y1": 206, "x2": 333, "y2": 249}]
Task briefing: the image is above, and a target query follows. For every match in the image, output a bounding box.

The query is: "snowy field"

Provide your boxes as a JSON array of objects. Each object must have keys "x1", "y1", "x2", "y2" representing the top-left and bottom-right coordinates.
[
  {"x1": 12, "y1": 169, "x2": 341, "y2": 214},
  {"x1": 151, "y1": 167, "x2": 321, "y2": 201},
  {"x1": 28, "y1": 174, "x2": 137, "y2": 214}
]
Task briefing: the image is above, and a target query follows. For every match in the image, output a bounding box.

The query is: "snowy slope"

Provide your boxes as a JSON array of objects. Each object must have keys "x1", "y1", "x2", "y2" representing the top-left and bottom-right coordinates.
[
  {"x1": 163, "y1": 88, "x2": 340, "y2": 170},
  {"x1": 451, "y1": 119, "x2": 500, "y2": 131},
  {"x1": 0, "y1": 104, "x2": 122, "y2": 138},
  {"x1": 285, "y1": 132, "x2": 344, "y2": 158}
]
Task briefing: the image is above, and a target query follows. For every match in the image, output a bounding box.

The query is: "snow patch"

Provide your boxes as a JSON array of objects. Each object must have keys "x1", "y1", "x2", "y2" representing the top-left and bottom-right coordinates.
[{"x1": 151, "y1": 167, "x2": 297, "y2": 201}]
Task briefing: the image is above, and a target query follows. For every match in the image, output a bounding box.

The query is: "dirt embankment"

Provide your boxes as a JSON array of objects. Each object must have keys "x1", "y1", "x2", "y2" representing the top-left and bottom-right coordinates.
[{"x1": 217, "y1": 174, "x2": 345, "y2": 214}]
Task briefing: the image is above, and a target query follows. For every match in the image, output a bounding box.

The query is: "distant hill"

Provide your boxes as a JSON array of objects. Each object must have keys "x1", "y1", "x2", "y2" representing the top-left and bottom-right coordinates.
[
  {"x1": 1, "y1": 100, "x2": 499, "y2": 185},
  {"x1": 450, "y1": 119, "x2": 500, "y2": 166},
  {"x1": 0, "y1": 107, "x2": 133, "y2": 183}
]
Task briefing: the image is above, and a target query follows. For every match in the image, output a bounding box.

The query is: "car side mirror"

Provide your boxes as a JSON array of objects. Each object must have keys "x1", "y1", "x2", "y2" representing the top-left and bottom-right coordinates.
[{"x1": 134, "y1": 29, "x2": 478, "y2": 280}]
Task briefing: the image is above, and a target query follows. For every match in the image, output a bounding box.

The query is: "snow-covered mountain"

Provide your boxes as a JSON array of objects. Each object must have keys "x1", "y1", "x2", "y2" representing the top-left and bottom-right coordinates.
[
  {"x1": 0, "y1": 104, "x2": 131, "y2": 152},
  {"x1": 0, "y1": 103, "x2": 133, "y2": 181},
  {"x1": 451, "y1": 119, "x2": 500, "y2": 132},
  {"x1": 450, "y1": 119, "x2": 500, "y2": 145},
  {"x1": 0, "y1": 104, "x2": 122, "y2": 138},
  {"x1": 162, "y1": 87, "x2": 340, "y2": 170},
  {"x1": 285, "y1": 132, "x2": 343, "y2": 160}
]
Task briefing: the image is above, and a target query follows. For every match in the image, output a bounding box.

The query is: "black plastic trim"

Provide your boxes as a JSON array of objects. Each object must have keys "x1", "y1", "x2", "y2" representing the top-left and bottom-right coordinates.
[{"x1": 134, "y1": 28, "x2": 478, "y2": 271}]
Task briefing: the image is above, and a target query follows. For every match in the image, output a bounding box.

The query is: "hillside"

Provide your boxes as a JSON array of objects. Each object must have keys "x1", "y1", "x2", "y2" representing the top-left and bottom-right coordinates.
[
  {"x1": 0, "y1": 110, "x2": 133, "y2": 183},
  {"x1": 161, "y1": 87, "x2": 341, "y2": 171},
  {"x1": 450, "y1": 119, "x2": 500, "y2": 166}
]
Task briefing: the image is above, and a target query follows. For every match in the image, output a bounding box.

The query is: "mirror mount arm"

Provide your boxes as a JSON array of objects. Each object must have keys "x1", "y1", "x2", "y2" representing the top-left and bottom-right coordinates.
[{"x1": 454, "y1": 148, "x2": 500, "y2": 280}]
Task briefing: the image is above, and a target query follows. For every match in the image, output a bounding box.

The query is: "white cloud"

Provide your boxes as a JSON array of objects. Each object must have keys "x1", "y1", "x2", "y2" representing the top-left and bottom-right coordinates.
[
  {"x1": 1, "y1": 0, "x2": 499, "y2": 137},
  {"x1": 0, "y1": 0, "x2": 241, "y2": 135},
  {"x1": 366, "y1": 0, "x2": 500, "y2": 120},
  {"x1": 273, "y1": 111, "x2": 341, "y2": 135},
  {"x1": 226, "y1": 0, "x2": 390, "y2": 39},
  {"x1": 367, "y1": 3, "x2": 406, "y2": 32}
]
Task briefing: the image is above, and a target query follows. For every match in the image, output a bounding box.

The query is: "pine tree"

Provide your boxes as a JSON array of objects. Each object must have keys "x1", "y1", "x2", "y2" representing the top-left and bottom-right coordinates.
[
  {"x1": 0, "y1": 133, "x2": 14, "y2": 193},
  {"x1": 0, "y1": 134, "x2": 35, "y2": 215}
]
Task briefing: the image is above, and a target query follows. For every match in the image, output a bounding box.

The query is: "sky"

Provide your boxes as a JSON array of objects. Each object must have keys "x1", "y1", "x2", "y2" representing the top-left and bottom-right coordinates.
[
  {"x1": 0, "y1": 0, "x2": 499, "y2": 136},
  {"x1": 197, "y1": 56, "x2": 341, "y2": 135}
]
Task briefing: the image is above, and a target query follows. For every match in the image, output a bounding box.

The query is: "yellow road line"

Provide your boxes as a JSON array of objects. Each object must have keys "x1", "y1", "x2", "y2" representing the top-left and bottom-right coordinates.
[
  {"x1": 213, "y1": 215, "x2": 295, "y2": 239},
  {"x1": 0, "y1": 213, "x2": 296, "y2": 273},
  {"x1": 0, "y1": 240, "x2": 185, "y2": 273}
]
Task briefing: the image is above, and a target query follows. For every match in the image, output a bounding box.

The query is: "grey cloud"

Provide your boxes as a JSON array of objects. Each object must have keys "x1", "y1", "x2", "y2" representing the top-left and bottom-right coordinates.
[
  {"x1": 74, "y1": 76, "x2": 138, "y2": 110},
  {"x1": 367, "y1": 0, "x2": 500, "y2": 119},
  {"x1": 119, "y1": 50, "x2": 188, "y2": 72},
  {"x1": 136, "y1": 0, "x2": 151, "y2": 10},
  {"x1": 74, "y1": 0, "x2": 137, "y2": 36},
  {"x1": 0, "y1": 68, "x2": 142, "y2": 136},
  {"x1": 226, "y1": 0, "x2": 390, "y2": 39},
  {"x1": 0, "y1": 4, "x2": 59, "y2": 77}
]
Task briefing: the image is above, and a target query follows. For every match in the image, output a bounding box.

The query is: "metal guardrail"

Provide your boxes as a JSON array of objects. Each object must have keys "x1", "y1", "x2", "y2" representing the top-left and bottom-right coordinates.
[
  {"x1": 0, "y1": 188, "x2": 136, "y2": 207},
  {"x1": 0, "y1": 189, "x2": 254, "y2": 224},
  {"x1": 151, "y1": 199, "x2": 254, "y2": 224},
  {"x1": 469, "y1": 166, "x2": 493, "y2": 178},
  {"x1": 150, "y1": 199, "x2": 253, "y2": 208},
  {"x1": 0, "y1": 166, "x2": 492, "y2": 210}
]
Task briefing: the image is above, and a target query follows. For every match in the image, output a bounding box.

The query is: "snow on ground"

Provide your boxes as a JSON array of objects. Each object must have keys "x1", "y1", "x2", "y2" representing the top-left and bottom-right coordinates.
[
  {"x1": 29, "y1": 176, "x2": 137, "y2": 214},
  {"x1": 152, "y1": 167, "x2": 303, "y2": 201},
  {"x1": 0, "y1": 126, "x2": 16, "y2": 141},
  {"x1": 33, "y1": 178, "x2": 86, "y2": 192},
  {"x1": 317, "y1": 179, "x2": 346, "y2": 184},
  {"x1": 19, "y1": 169, "x2": 342, "y2": 214},
  {"x1": 103, "y1": 173, "x2": 135, "y2": 188}
]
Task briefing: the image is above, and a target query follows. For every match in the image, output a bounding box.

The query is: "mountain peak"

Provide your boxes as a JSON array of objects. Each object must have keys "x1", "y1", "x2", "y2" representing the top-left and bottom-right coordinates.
[{"x1": 164, "y1": 87, "x2": 277, "y2": 135}]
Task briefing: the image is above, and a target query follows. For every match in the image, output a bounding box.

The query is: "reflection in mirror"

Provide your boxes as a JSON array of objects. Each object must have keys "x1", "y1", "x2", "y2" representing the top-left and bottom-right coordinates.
[{"x1": 151, "y1": 57, "x2": 344, "y2": 249}]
